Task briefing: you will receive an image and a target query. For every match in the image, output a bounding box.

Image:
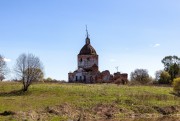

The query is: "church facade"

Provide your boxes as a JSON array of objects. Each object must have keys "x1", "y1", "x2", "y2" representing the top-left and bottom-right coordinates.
[{"x1": 68, "y1": 29, "x2": 128, "y2": 84}]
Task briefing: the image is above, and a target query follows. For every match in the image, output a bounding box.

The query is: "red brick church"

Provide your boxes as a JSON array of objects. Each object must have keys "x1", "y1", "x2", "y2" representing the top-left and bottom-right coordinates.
[{"x1": 68, "y1": 28, "x2": 128, "y2": 84}]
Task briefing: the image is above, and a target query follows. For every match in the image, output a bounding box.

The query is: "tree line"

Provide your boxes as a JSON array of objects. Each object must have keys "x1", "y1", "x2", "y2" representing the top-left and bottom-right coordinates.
[
  {"x1": 0, "y1": 54, "x2": 180, "y2": 95},
  {"x1": 129, "y1": 55, "x2": 180, "y2": 95},
  {"x1": 130, "y1": 55, "x2": 180, "y2": 84}
]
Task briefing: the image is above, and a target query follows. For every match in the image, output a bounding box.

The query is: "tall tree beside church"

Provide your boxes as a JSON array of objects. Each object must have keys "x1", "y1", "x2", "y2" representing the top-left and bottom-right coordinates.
[
  {"x1": 0, "y1": 54, "x2": 7, "y2": 81},
  {"x1": 15, "y1": 53, "x2": 44, "y2": 91},
  {"x1": 162, "y1": 55, "x2": 180, "y2": 82}
]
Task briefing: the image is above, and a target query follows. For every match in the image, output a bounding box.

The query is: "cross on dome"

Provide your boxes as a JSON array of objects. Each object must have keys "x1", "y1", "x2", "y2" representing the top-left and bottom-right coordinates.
[{"x1": 86, "y1": 25, "x2": 90, "y2": 45}]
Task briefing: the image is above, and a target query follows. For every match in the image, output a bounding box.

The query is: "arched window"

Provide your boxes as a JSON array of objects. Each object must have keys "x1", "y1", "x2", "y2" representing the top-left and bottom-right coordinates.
[
  {"x1": 87, "y1": 57, "x2": 90, "y2": 61},
  {"x1": 80, "y1": 58, "x2": 82, "y2": 62}
]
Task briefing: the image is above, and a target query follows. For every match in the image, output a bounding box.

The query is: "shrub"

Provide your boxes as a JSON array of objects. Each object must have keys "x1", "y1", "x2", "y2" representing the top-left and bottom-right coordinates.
[
  {"x1": 130, "y1": 69, "x2": 152, "y2": 85},
  {"x1": 46, "y1": 77, "x2": 53, "y2": 81},
  {"x1": 173, "y1": 78, "x2": 180, "y2": 95},
  {"x1": 158, "y1": 71, "x2": 171, "y2": 84}
]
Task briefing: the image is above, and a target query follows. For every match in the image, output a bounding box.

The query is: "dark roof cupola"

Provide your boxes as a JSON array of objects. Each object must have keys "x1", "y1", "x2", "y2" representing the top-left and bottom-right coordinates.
[{"x1": 79, "y1": 26, "x2": 97, "y2": 55}]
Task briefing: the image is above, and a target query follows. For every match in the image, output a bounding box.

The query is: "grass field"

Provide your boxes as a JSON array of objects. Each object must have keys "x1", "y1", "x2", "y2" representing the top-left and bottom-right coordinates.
[{"x1": 0, "y1": 82, "x2": 180, "y2": 121}]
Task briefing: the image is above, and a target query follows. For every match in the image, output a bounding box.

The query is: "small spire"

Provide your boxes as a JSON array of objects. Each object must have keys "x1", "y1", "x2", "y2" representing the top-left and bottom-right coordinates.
[
  {"x1": 85, "y1": 25, "x2": 90, "y2": 44},
  {"x1": 86, "y1": 25, "x2": 89, "y2": 37}
]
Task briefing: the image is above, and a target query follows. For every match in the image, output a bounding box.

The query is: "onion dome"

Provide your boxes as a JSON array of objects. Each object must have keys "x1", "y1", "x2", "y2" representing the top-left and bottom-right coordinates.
[
  {"x1": 79, "y1": 26, "x2": 97, "y2": 55},
  {"x1": 79, "y1": 36, "x2": 97, "y2": 55}
]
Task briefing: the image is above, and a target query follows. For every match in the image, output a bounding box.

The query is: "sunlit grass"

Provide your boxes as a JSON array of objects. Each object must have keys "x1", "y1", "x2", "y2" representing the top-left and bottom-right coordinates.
[{"x1": 0, "y1": 82, "x2": 179, "y2": 120}]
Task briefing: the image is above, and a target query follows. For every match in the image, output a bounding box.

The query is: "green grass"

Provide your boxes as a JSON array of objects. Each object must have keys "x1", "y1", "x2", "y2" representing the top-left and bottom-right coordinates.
[{"x1": 0, "y1": 82, "x2": 179, "y2": 120}]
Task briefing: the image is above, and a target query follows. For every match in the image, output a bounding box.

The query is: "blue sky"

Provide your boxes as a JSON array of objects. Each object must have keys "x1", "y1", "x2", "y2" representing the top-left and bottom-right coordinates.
[{"x1": 0, "y1": 0, "x2": 180, "y2": 80}]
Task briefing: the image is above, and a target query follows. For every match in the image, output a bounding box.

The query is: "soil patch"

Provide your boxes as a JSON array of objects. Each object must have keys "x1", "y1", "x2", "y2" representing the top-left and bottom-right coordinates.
[
  {"x1": 92, "y1": 103, "x2": 119, "y2": 119},
  {"x1": 13, "y1": 104, "x2": 180, "y2": 120},
  {"x1": 153, "y1": 106, "x2": 180, "y2": 115}
]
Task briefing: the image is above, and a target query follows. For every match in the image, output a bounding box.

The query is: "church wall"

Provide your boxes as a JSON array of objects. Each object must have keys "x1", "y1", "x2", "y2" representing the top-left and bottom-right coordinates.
[
  {"x1": 68, "y1": 73, "x2": 74, "y2": 82},
  {"x1": 75, "y1": 72, "x2": 84, "y2": 81},
  {"x1": 68, "y1": 71, "x2": 98, "y2": 83},
  {"x1": 78, "y1": 55, "x2": 98, "y2": 69}
]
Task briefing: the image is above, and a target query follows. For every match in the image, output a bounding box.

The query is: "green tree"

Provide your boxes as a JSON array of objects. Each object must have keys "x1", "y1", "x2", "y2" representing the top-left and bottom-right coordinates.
[
  {"x1": 158, "y1": 71, "x2": 171, "y2": 84},
  {"x1": 177, "y1": 71, "x2": 180, "y2": 78},
  {"x1": 173, "y1": 78, "x2": 180, "y2": 95},
  {"x1": 46, "y1": 77, "x2": 53, "y2": 81},
  {"x1": 162, "y1": 55, "x2": 180, "y2": 82}
]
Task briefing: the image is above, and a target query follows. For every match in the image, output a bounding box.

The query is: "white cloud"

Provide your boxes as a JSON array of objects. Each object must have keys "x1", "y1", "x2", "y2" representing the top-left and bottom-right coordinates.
[
  {"x1": 110, "y1": 59, "x2": 116, "y2": 62},
  {"x1": 153, "y1": 43, "x2": 160, "y2": 48},
  {"x1": 3, "y1": 58, "x2": 11, "y2": 62}
]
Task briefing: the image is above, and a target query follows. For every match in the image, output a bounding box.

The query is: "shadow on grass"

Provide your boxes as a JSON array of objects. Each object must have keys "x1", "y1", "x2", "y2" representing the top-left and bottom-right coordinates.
[
  {"x1": 0, "y1": 89, "x2": 31, "y2": 97},
  {"x1": 170, "y1": 92, "x2": 180, "y2": 97},
  {"x1": 0, "y1": 111, "x2": 16, "y2": 116}
]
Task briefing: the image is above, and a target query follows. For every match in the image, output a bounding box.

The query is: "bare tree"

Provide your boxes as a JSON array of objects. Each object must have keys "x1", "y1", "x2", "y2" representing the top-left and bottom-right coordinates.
[
  {"x1": 0, "y1": 55, "x2": 7, "y2": 81},
  {"x1": 155, "y1": 70, "x2": 163, "y2": 81},
  {"x1": 15, "y1": 53, "x2": 44, "y2": 91},
  {"x1": 130, "y1": 69, "x2": 151, "y2": 84}
]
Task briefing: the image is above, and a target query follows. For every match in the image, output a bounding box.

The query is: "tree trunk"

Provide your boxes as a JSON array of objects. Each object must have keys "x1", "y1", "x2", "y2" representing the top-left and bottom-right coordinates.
[{"x1": 23, "y1": 85, "x2": 29, "y2": 92}]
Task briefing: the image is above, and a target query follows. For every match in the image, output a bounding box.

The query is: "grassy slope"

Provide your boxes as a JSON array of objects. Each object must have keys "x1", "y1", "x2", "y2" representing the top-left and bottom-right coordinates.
[{"x1": 0, "y1": 82, "x2": 180, "y2": 120}]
